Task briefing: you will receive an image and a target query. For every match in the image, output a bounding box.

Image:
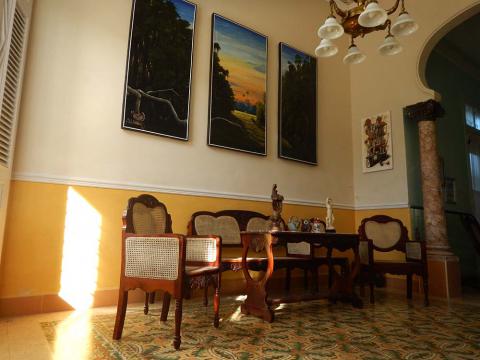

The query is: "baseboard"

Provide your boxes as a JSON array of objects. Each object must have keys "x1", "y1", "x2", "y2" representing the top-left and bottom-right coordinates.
[
  {"x1": 0, "y1": 289, "x2": 146, "y2": 317},
  {"x1": 0, "y1": 275, "x2": 423, "y2": 317},
  {"x1": 0, "y1": 271, "x2": 319, "y2": 317}
]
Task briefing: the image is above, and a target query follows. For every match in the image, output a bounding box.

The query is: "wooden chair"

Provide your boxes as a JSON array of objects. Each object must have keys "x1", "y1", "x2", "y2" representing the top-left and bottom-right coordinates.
[
  {"x1": 285, "y1": 219, "x2": 349, "y2": 291},
  {"x1": 358, "y1": 215, "x2": 429, "y2": 305},
  {"x1": 113, "y1": 194, "x2": 221, "y2": 350}
]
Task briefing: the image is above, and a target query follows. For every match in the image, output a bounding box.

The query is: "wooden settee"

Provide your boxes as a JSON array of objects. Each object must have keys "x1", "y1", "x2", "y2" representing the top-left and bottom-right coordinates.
[{"x1": 187, "y1": 210, "x2": 307, "y2": 273}]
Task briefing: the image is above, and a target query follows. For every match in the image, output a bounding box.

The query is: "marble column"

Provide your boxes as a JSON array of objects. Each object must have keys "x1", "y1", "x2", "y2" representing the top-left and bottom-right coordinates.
[{"x1": 405, "y1": 99, "x2": 461, "y2": 298}]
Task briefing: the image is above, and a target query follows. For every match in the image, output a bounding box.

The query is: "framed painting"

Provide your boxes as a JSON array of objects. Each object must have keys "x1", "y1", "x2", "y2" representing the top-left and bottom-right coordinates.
[
  {"x1": 361, "y1": 111, "x2": 393, "y2": 173},
  {"x1": 122, "y1": 0, "x2": 197, "y2": 140},
  {"x1": 208, "y1": 14, "x2": 267, "y2": 156},
  {"x1": 278, "y1": 43, "x2": 317, "y2": 164}
]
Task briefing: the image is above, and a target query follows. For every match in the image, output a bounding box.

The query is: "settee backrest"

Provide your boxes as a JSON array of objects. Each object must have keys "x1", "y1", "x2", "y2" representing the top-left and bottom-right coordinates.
[{"x1": 188, "y1": 210, "x2": 272, "y2": 245}]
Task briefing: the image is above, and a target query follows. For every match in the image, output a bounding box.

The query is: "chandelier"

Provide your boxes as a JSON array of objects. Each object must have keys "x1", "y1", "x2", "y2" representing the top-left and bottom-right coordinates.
[{"x1": 315, "y1": 0, "x2": 418, "y2": 64}]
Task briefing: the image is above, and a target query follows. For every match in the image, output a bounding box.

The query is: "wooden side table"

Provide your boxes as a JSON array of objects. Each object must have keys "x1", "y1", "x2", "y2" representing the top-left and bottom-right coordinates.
[{"x1": 240, "y1": 231, "x2": 363, "y2": 322}]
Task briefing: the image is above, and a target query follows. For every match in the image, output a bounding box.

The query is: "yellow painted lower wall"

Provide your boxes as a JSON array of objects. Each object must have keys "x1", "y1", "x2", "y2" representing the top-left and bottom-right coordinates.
[{"x1": 0, "y1": 180, "x2": 413, "y2": 316}]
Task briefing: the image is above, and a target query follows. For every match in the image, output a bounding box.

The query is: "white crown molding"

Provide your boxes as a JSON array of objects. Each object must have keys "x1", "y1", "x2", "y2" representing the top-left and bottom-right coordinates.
[
  {"x1": 12, "y1": 172, "x2": 408, "y2": 210},
  {"x1": 353, "y1": 202, "x2": 409, "y2": 210}
]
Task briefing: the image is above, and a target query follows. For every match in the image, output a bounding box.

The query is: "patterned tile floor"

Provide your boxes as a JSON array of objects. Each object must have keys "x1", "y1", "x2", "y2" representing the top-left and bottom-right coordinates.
[{"x1": 1, "y1": 291, "x2": 480, "y2": 359}]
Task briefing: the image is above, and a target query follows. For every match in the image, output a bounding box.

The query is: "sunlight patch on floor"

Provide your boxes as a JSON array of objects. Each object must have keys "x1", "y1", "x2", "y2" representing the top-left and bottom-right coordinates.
[{"x1": 53, "y1": 312, "x2": 92, "y2": 360}]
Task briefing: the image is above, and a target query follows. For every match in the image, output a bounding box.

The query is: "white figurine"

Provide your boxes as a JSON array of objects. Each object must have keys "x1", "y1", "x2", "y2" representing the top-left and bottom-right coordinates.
[{"x1": 325, "y1": 197, "x2": 335, "y2": 230}]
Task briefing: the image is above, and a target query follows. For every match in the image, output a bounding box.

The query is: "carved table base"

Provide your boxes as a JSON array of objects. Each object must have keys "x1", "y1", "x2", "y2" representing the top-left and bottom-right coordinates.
[{"x1": 241, "y1": 231, "x2": 362, "y2": 322}]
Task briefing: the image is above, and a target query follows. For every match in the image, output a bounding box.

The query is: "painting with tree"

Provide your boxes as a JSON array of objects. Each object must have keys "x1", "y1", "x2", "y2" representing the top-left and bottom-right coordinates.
[
  {"x1": 208, "y1": 14, "x2": 267, "y2": 155},
  {"x1": 279, "y1": 43, "x2": 317, "y2": 164},
  {"x1": 122, "y1": 0, "x2": 196, "y2": 140}
]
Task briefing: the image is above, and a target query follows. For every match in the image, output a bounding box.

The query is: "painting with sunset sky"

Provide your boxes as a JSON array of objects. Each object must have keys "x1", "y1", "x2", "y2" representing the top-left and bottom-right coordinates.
[
  {"x1": 279, "y1": 42, "x2": 317, "y2": 164},
  {"x1": 208, "y1": 14, "x2": 267, "y2": 155}
]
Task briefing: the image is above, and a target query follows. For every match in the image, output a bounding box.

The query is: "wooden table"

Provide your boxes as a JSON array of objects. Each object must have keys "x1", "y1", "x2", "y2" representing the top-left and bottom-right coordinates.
[{"x1": 240, "y1": 231, "x2": 363, "y2": 322}]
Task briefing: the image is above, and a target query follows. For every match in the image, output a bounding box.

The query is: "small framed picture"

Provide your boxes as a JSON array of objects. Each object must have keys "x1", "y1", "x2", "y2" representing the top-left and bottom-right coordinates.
[{"x1": 361, "y1": 111, "x2": 393, "y2": 173}]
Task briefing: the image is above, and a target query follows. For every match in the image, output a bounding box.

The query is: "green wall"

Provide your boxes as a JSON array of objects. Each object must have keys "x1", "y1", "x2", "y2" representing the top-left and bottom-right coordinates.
[{"x1": 404, "y1": 47, "x2": 480, "y2": 284}]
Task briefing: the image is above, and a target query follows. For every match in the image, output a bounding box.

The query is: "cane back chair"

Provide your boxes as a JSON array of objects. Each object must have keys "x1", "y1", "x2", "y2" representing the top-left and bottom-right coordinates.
[
  {"x1": 358, "y1": 215, "x2": 428, "y2": 305},
  {"x1": 113, "y1": 194, "x2": 222, "y2": 350}
]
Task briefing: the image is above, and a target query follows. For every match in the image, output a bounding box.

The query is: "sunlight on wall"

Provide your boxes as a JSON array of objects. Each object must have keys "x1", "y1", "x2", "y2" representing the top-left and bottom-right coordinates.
[
  {"x1": 59, "y1": 187, "x2": 102, "y2": 311},
  {"x1": 53, "y1": 313, "x2": 92, "y2": 360}
]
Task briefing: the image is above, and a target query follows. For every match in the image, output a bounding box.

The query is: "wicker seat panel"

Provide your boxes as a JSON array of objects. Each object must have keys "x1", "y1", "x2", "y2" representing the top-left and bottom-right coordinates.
[
  {"x1": 287, "y1": 242, "x2": 311, "y2": 256},
  {"x1": 365, "y1": 221, "x2": 401, "y2": 249},
  {"x1": 359, "y1": 241, "x2": 370, "y2": 265},
  {"x1": 132, "y1": 203, "x2": 167, "y2": 234},
  {"x1": 186, "y1": 237, "x2": 217, "y2": 262},
  {"x1": 194, "y1": 215, "x2": 241, "y2": 244},
  {"x1": 125, "y1": 236, "x2": 178, "y2": 280},
  {"x1": 246, "y1": 217, "x2": 272, "y2": 232},
  {"x1": 406, "y1": 242, "x2": 422, "y2": 260}
]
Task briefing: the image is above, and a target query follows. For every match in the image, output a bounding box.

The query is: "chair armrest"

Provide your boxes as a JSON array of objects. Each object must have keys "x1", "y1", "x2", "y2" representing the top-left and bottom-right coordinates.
[
  {"x1": 359, "y1": 238, "x2": 373, "y2": 265},
  {"x1": 124, "y1": 234, "x2": 185, "y2": 281},
  {"x1": 405, "y1": 240, "x2": 425, "y2": 262},
  {"x1": 186, "y1": 235, "x2": 222, "y2": 266}
]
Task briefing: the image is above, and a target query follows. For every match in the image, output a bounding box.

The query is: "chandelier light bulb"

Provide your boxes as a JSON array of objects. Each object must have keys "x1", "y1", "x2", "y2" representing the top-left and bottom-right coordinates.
[
  {"x1": 358, "y1": 1, "x2": 388, "y2": 28},
  {"x1": 343, "y1": 44, "x2": 366, "y2": 65},
  {"x1": 315, "y1": 38, "x2": 338, "y2": 58},
  {"x1": 378, "y1": 34, "x2": 403, "y2": 56},
  {"x1": 318, "y1": 16, "x2": 344, "y2": 40},
  {"x1": 391, "y1": 12, "x2": 419, "y2": 36}
]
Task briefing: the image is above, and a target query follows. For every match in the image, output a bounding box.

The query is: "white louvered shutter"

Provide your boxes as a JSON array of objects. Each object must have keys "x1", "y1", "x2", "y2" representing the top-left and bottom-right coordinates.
[
  {"x1": 0, "y1": 0, "x2": 32, "y2": 264},
  {"x1": 0, "y1": 2, "x2": 27, "y2": 167}
]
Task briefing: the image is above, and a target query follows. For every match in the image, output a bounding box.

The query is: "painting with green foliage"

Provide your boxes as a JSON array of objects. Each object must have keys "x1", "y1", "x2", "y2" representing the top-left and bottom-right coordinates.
[
  {"x1": 279, "y1": 43, "x2": 317, "y2": 164},
  {"x1": 122, "y1": 0, "x2": 196, "y2": 140},
  {"x1": 208, "y1": 14, "x2": 267, "y2": 155}
]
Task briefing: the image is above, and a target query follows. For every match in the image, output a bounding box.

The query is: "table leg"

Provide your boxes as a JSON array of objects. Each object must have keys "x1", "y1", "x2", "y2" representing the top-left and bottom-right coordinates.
[
  {"x1": 328, "y1": 246, "x2": 363, "y2": 308},
  {"x1": 240, "y1": 233, "x2": 275, "y2": 322}
]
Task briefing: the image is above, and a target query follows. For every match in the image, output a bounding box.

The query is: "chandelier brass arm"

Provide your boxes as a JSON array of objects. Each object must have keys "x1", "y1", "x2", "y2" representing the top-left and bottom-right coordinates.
[{"x1": 317, "y1": 0, "x2": 418, "y2": 64}]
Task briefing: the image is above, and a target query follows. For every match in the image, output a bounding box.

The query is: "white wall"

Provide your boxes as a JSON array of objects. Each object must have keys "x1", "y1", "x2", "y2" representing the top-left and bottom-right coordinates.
[
  {"x1": 350, "y1": 0, "x2": 480, "y2": 208},
  {"x1": 13, "y1": 0, "x2": 354, "y2": 207}
]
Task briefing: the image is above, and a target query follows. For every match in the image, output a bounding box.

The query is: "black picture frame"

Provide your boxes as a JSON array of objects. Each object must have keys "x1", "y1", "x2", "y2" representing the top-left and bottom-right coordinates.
[
  {"x1": 208, "y1": 13, "x2": 268, "y2": 156},
  {"x1": 121, "y1": 0, "x2": 197, "y2": 140},
  {"x1": 278, "y1": 42, "x2": 317, "y2": 165}
]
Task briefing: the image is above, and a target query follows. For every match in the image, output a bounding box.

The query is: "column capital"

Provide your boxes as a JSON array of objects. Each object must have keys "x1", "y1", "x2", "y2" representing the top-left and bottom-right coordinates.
[{"x1": 405, "y1": 99, "x2": 445, "y2": 122}]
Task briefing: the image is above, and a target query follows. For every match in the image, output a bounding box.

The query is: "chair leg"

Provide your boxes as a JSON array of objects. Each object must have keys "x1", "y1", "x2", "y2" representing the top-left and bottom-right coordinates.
[
  {"x1": 204, "y1": 281, "x2": 209, "y2": 307},
  {"x1": 213, "y1": 274, "x2": 221, "y2": 328},
  {"x1": 303, "y1": 268, "x2": 308, "y2": 290},
  {"x1": 144, "y1": 292, "x2": 150, "y2": 315},
  {"x1": 328, "y1": 266, "x2": 333, "y2": 289},
  {"x1": 423, "y1": 275, "x2": 429, "y2": 306},
  {"x1": 369, "y1": 272, "x2": 375, "y2": 304},
  {"x1": 360, "y1": 282, "x2": 365, "y2": 297},
  {"x1": 285, "y1": 267, "x2": 291, "y2": 293},
  {"x1": 407, "y1": 274, "x2": 413, "y2": 299},
  {"x1": 160, "y1": 292, "x2": 171, "y2": 322},
  {"x1": 312, "y1": 266, "x2": 319, "y2": 293},
  {"x1": 113, "y1": 289, "x2": 128, "y2": 340},
  {"x1": 149, "y1": 291, "x2": 156, "y2": 304},
  {"x1": 173, "y1": 299, "x2": 183, "y2": 350}
]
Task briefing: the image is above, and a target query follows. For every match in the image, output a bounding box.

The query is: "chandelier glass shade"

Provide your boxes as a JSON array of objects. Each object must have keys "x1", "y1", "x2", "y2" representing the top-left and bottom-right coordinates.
[
  {"x1": 315, "y1": 38, "x2": 339, "y2": 57},
  {"x1": 316, "y1": 0, "x2": 418, "y2": 64},
  {"x1": 343, "y1": 43, "x2": 366, "y2": 64}
]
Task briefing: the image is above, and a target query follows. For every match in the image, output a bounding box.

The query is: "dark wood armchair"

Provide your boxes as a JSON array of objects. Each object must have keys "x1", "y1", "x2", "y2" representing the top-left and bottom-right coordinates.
[
  {"x1": 358, "y1": 215, "x2": 428, "y2": 305},
  {"x1": 113, "y1": 194, "x2": 221, "y2": 350}
]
